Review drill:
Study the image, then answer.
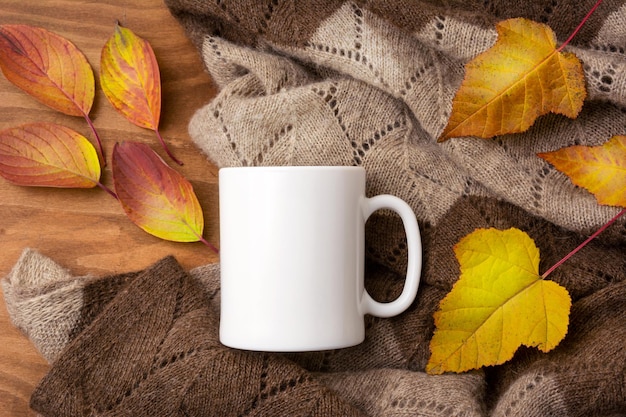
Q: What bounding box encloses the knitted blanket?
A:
[3,0,626,415]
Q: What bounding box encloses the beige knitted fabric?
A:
[1,250,94,363]
[161,0,626,278]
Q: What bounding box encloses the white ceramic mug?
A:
[219,166,422,351]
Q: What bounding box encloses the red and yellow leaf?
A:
[0,25,94,117]
[100,24,161,130]
[439,18,586,141]
[111,142,203,242]
[0,122,100,188]
[538,135,626,208]
[426,228,571,375]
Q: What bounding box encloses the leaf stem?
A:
[542,207,625,278]
[199,235,220,254]
[557,0,603,52]
[183,219,219,254]
[155,128,184,166]
[97,181,118,199]
[84,114,107,166]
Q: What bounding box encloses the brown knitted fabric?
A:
[24,257,365,416]
[2,0,626,415]
[2,197,624,416]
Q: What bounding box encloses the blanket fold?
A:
[2,0,626,415]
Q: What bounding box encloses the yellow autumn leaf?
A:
[100,23,160,131]
[439,18,586,141]
[100,23,182,165]
[538,135,626,208]
[426,228,571,375]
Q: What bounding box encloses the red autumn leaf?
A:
[101,24,181,165]
[0,122,100,188]
[0,25,94,117]
[111,142,203,242]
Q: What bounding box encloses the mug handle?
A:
[360,195,422,318]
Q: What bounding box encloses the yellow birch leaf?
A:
[439,18,586,141]
[426,228,571,375]
[538,135,626,208]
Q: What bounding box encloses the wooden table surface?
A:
[0,1,219,415]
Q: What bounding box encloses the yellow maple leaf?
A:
[439,18,586,141]
[426,228,571,375]
[538,135,626,208]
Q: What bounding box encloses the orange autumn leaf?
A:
[439,18,586,141]
[0,25,94,117]
[0,122,100,188]
[538,135,626,208]
[112,142,203,242]
[426,228,571,375]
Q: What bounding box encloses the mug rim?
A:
[219,165,364,172]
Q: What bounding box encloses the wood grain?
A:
[0,1,219,415]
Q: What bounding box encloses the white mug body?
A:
[219,166,421,352]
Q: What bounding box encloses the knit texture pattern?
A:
[2,0,626,415]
